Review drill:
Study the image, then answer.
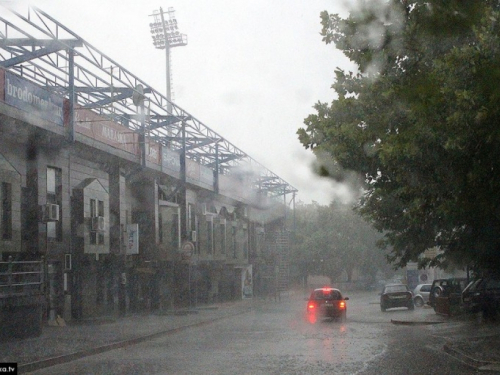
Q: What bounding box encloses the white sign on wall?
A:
[126,224,139,254]
[242,265,253,299]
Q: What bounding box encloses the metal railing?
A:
[0,256,45,298]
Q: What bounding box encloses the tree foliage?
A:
[297,1,500,271]
[289,202,390,285]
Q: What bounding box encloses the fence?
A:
[0,256,45,299]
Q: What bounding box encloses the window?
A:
[206,215,213,254]
[90,199,97,217]
[385,285,408,293]
[313,289,341,300]
[242,227,248,259]
[97,232,104,245]
[219,221,226,254]
[188,203,196,231]
[171,211,179,250]
[159,205,179,250]
[231,225,237,259]
[421,285,432,293]
[158,185,168,201]
[47,167,62,241]
[90,198,104,245]
[1,182,12,240]
[47,167,56,195]
[98,200,104,217]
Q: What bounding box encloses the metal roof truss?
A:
[0,6,297,201]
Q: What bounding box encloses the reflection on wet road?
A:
[30,291,473,375]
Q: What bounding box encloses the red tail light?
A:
[308,303,315,310]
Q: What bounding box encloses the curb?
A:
[394,320,500,372]
[157,309,200,316]
[443,343,500,372]
[18,306,251,373]
[390,319,445,326]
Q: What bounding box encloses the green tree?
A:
[290,201,388,286]
[297,1,500,272]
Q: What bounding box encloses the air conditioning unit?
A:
[45,203,60,222]
[91,216,105,232]
[191,230,197,242]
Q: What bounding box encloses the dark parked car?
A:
[428,277,469,308]
[306,287,349,321]
[462,277,500,318]
[380,284,414,312]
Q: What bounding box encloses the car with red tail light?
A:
[306,287,349,322]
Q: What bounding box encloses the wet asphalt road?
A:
[27,291,479,375]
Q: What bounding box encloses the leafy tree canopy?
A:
[290,202,390,285]
[297,1,500,272]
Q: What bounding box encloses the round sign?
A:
[181,241,195,258]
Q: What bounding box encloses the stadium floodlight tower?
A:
[149,7,187,112]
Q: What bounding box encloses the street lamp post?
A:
[149,7,187,113]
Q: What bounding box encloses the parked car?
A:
[306,287,349,321]
[413,284,432,307]
[462,276,500,318]
[428,277,469,308]
[380,284,414,312]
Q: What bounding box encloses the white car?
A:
[413,284,432,307]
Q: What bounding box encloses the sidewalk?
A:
[444,333,500,372]
[442,314,500,373]
[0,300,257,373]
[391,307,500,373]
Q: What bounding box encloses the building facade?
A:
[0,10,296,322]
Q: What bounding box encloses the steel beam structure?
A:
[0,6,297,201]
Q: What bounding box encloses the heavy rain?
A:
[1,1,500,374]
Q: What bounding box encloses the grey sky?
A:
[4,0,356,205]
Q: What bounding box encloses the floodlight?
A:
[148,7,188,109]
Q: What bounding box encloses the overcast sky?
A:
[3,0,357,205]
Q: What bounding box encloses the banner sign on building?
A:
[4,71,64,126]
[73,104,139,156]
[186,158,200,181]
[161,147,181,177]
[199,164,214,188]
[126,224,139,254]
[146,138,161,165]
